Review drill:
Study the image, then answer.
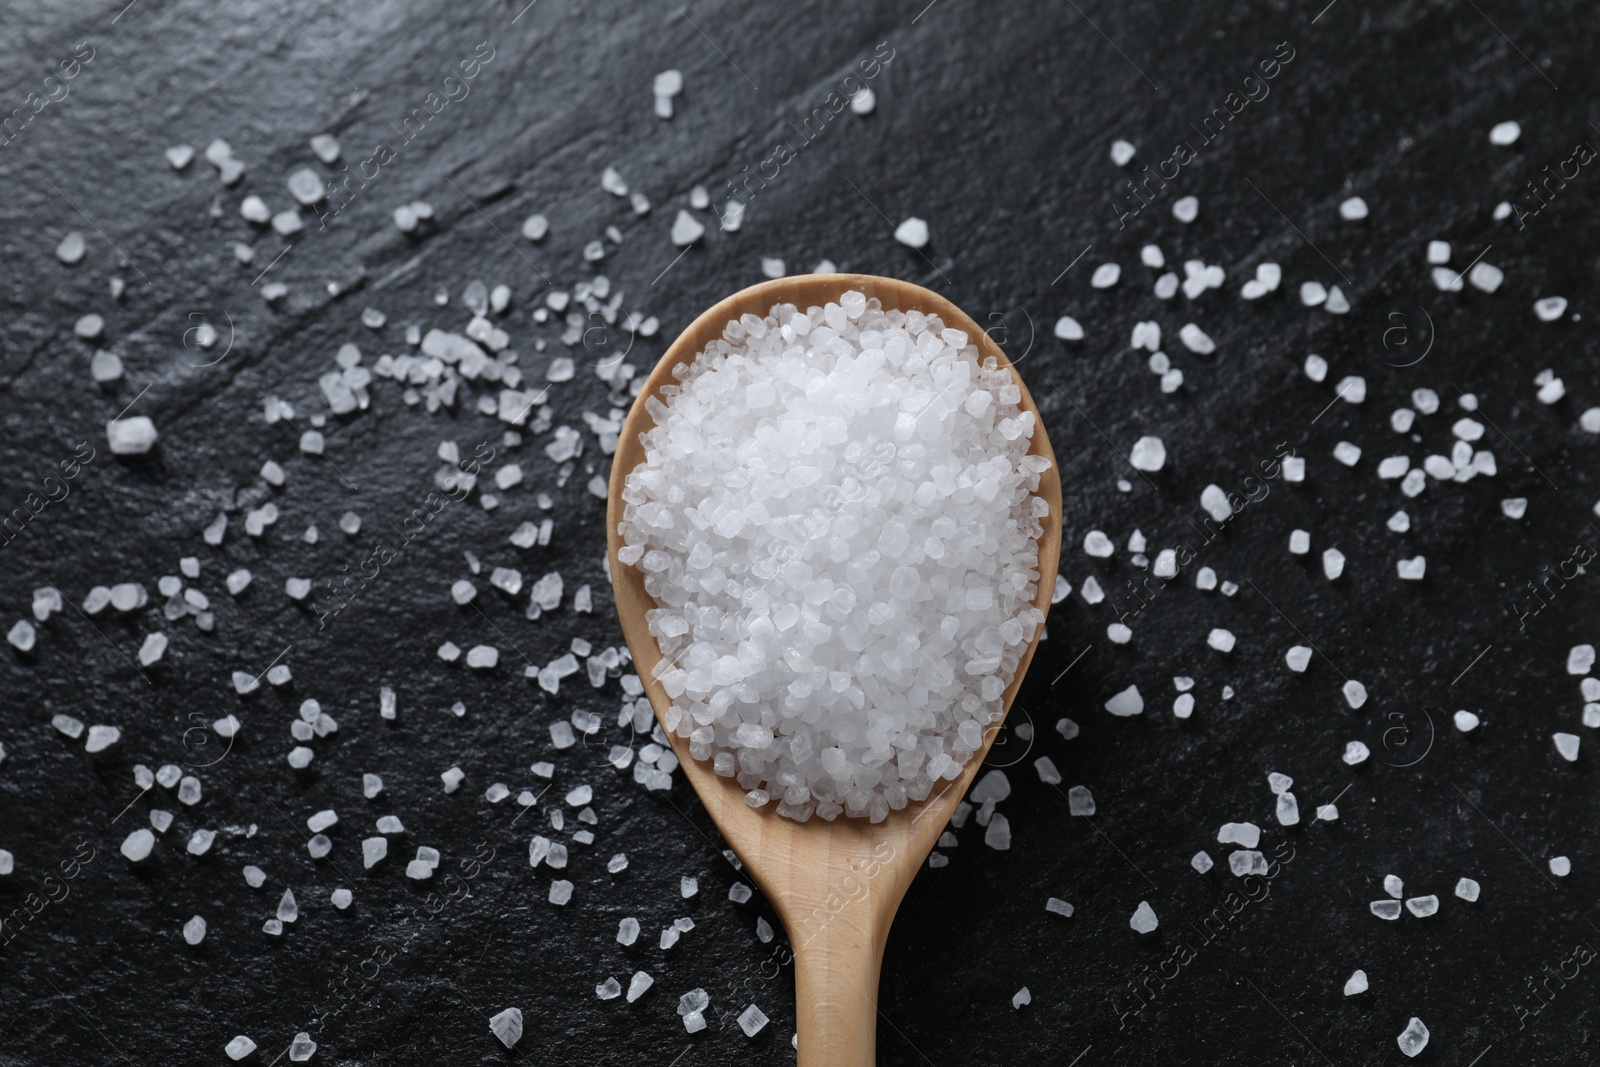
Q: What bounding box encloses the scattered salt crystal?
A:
[1192,851,1214,873]
[1129,901,1158,933]
[1110,139,1135,165]
[121,829,155,862]
[739,1003,770,1035]
[1342,680,1368,709]
[1067,785,1096,816]
[1129,436,1166,471]
[8,620,37,653]
[1398,1017,1429,1058]
[1455,877,1480,902]
[1046,897,1075,917]
[1568,644,1596,675]
[490,1007,523,1048]
[1105,686,1143,717]
[1229,850,1267,876]
[90,349,124,382]
[893,217,929,249]
[1034,756,1062,785]
[1469,262,1503,292]
[1178,323,1214,354]
[1091,263,1120,288]
[549,879,574,904]
[1207,628,1236,653]
[1378,456,1410,479]
[1489,120,1521,145]
[1172,196,1198,223]
[1343,741,1370,765]
[106,416,158,455]
[1534,296,1568,322]
[1550,855,1572,876]
[85,725,121,753]
[1406,895,1439,917]
[1454,710,1480,732]
[225,1036,257,1061]
[1339,196,1368,221]
[1370,899,1402,920]
[1323,549,1346,581]
[1553,733,1580,761]
[1344,970,1368,995]
[671,210,705,246]
[1304,354,1328,382]
[597,977,623,1000]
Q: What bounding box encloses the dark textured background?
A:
[2,1,1598,1064]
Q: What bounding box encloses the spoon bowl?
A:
[606,274,1061,1065]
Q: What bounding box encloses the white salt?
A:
[1398,1018,1429,1058]
[1129,436,1165,471]
[489,1008,523,1048]
[893,217,929,248]
[1406,895,1439,917]
[617,291,1048,821]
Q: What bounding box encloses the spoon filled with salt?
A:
[607,274,1061,1063]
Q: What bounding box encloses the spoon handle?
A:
[792,903,885,1066]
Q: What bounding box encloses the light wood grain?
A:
[606,274,1061,1065]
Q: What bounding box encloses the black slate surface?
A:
[2,1,1598,1064]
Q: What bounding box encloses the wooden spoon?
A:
[606,274,1061,1064]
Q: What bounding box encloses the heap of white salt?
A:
[618,291,1049,822]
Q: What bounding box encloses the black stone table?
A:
[1,1,1597,1064]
